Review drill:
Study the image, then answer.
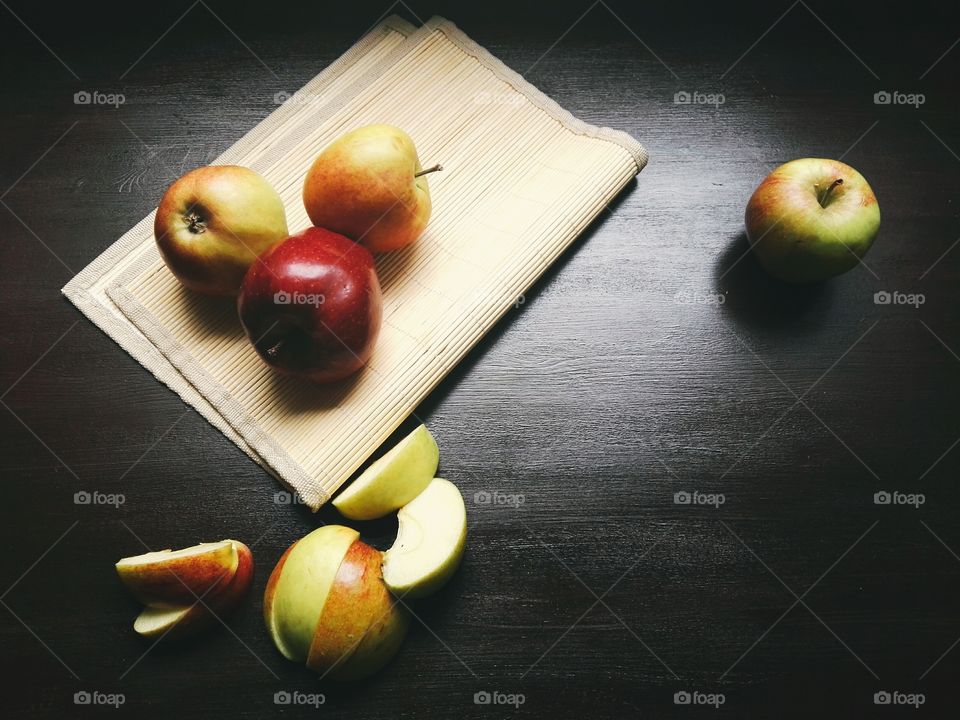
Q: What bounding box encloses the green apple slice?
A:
[266,525,358,662]
[333,425,439,521]
[382,478,466,599]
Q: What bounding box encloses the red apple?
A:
[155,165,289,295]
[238,227,383,383]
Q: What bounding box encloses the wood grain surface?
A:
[1,1,958,717]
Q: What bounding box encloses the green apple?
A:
[263,525,409,680]
[302,124,441,253]
[745,158,880,283]
[332,424,439,521]
[155,165,289,295]
[383,478,467,599]
[124,540,254,640]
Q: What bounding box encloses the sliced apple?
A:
[306,539,409,680]
[264,525,358,662]
[382,478,467,599]
[333,424,439,521]
[131,540,253,640]
[116,540,238,608]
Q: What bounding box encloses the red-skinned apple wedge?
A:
[121,540,254,641]
[115,539,238,608]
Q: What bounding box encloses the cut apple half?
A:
[116,540,238,608]
[333,424,439,521]
[383,478,467,599]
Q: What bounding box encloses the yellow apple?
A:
[383,479,467,599]
[332,424,439,521]
[155,165,289,295]
[302,124,440,253]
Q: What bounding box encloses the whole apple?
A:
[155,165,289,295]
[745,158,880,283]
[303,124,440,253]
[238,227,383,383]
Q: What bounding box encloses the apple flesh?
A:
[155,165,288,295]
[116,539,238,608]
[745,158,880,283]
[238,227,383,383]
[303,124,440,253]
[119,540,253,641]
[333,424,439,521]
[383,478,467,599]
[263,526,409,680]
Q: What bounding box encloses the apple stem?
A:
[414,164,443,178]
[818,178,844,207]
[265,340,283,359]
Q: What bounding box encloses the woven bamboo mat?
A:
[102,16,647,510]
[62,16,417,469]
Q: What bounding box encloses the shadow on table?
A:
[714,232,835,331]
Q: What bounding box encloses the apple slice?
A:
[333,424,439,521]
[382,478,467,599]
[116,540,238,608]
[132,540,253,640]
[306,539,409,680]
[264,525,358,662]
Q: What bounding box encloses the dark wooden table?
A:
[2,1,958,716]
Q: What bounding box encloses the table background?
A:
[1,0,958,716]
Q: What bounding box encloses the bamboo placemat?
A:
[61,16,417,468]
[109,16,648,510]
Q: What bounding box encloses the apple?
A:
[745,158,880,283]
[155,165,289,296]
[115,539,238,608]
[117,540,254,641]
[264,526,409,680]
[333,424,439,521]
[238,227,383,383]
[302,124,441,253]
[383,478,467,599]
